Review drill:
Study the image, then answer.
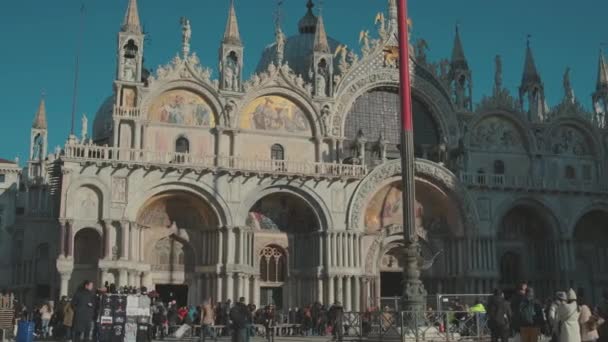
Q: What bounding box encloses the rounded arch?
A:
[347,159,479,234]
[568,202,608,237]
[334,69,458,148]
[74,228,102,265]
[64,178,111,219]
[546,117,603,157]
[124,176,232,227]
[136,190,219,230]
[238,182,332,231]
[492,197,561,237]
[237,89,320,137]
[466,110,534,153]
[140,80,223,127]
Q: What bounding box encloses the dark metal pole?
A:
[396,0,427,312]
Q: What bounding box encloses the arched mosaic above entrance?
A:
[246,192,318,233]
[136,191,218,229]
[148,89,216,127]
[240,96,311,135]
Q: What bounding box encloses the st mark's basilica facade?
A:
[3,0,608,310]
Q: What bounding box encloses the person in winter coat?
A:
[62,297,74,341]
[579,294,602,342]
[548,292,567,342]
[518,287,545,342]
[40,303,53,338]
[229,297,250,342]
[486,289,512,342]
[201,299,216,339]
[510,282,528,335]
[71,281,95,342]
[557,289,581,342]
[329,302,344,342]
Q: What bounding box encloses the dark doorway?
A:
[155,284,188,307]
[381,272,403,297]
[260,287,283,309]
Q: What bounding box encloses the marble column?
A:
[331,234,337,267]
[328,276,335,305]
[215,275,223,303]
[58,220,66,258]
[253,276,260,307]
[226,273,234,301]
[121,221,130,260]
[59,272,71,297]
[336,276,343,305]
[113,120,119,147]
[103,221,113,260]
[344,276,352,311]
[134,123,142,149]
[317,278,324,303]
[119,269,128,287]
[138,227,144,262]
[354,277,361,312]
[244,275,251,303]
[66,221,74,258]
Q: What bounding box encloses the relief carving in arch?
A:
[469,116,526,152]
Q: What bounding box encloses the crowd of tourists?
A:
[486,283,608,342]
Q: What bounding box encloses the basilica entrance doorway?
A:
[156,284,188,307]
[260,287,283,308]
[71,228,102,293]
[258,245,287,309]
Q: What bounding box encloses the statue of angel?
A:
[374,12,386,39]
[359,30,371,53]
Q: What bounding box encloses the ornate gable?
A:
[147,53,218,90]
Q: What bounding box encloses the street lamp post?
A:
[396,0,427,312]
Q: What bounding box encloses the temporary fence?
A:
[434,294,492,312]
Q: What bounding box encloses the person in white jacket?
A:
[548,292,567,342]
[557,289,581,342]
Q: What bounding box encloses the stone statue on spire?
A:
[494,55,503,92]
[275,24,286,66]
[563,67,575,103]
[181,17,192,56]
[81,113,88,141]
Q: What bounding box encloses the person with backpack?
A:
[519,287,545,342]
[229,297,249,342]
[487,289,512,342]
[557,289,581,342]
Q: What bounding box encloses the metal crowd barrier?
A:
[166,311,489,341]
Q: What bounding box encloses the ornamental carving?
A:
[348,159,479,235]
[243,63,313,97]
[550,126,590,156]
[147,53,218,90]
[469,117,525,152]
[476,88,520,114]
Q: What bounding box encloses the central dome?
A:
[255,1,344,81]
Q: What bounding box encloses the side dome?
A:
[92,95,115,142]
[255,1,345,81]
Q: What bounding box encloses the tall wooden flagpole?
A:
[397,0,427,311]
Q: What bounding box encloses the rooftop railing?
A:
[459,172,608,194]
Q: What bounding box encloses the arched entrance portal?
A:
[573,210,608,303]
[247,192,321,309]
[497,205,556,297]
[71,228,102,293]
[138,190,219,305]
[364,177,465,306]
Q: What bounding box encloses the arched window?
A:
[176,137,190,154]
[260,246,286,283]
[123,40,138,59]
[271,144,284,160]
[494,160,505,175]
[565,165,576,179]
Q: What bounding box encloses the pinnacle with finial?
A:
[522,35,542,87]
[313,14,330,53]
[597,49,608,90]
[33,93,48,130]
[121,0,142,34]
[451,24,468,70]
[223,0,242,45]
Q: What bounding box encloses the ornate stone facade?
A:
[4,0,608,309]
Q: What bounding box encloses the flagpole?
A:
[397,0,427,311]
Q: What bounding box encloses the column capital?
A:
[102,219,114,227]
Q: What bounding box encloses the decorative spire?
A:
[388,0,398,24]
[597,49,608,91]
[521,36,542,87]
[33,93,47,130]
[313,14,330,53]
[223,0,242,45]
[450,25,468,70]
[298,0,317,34]
[121,0,142,34]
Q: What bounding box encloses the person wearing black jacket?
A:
[229,297,250,342]
[71,281,95,342]
[487,289,512,342]
[328,302,344,342]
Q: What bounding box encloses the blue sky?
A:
[0,0,605,162]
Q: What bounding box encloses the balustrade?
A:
[459,172,607,194]
[64,143,367,179]
[113,106,141,119]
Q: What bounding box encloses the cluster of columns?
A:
[325,231,362,269]
[197,273,260,305]
[325,275,363,312]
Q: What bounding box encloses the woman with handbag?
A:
[580,294,604,342]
